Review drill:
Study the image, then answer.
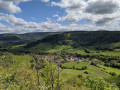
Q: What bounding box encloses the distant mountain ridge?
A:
[25,31,120,50]
[1,31,120,51]
[0,32,60,48]
[0,32,60,41]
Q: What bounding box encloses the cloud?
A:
[0,13,67,33]
[52,0,120,26]
[0,13,120,34]
[40,0,49,3]
[51,0,87,22]
[51,0,86,10]
[95,17,115,25]
[53,14,59,17]
[85,0,120,14]
[0,0,30,13]
[0,1,21,13]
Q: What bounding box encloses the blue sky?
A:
[16,1,61,22]
[0,0,120,33]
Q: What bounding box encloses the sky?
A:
[0,0,120,33]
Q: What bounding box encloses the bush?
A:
[77,74,83,78]
[59,64,62,67]
[84,77,119,90]
[0,52,15,68]
[76,68,81,70]
[84,49,90,53]
[84,71,89,74]
[30,64,34,69]
[30,59,34,63]
[118,75,120,78]
[73,66,75,69]
[104,63,110,67]
[109,72,116,76]
[82,66,87,70]
[91,62,97,66]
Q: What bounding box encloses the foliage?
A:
[109,72,116,76]
[84,77,119,90]
[0,52,15,68]
[0,52,119,89]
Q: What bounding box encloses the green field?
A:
[12,54,32,67]
[61,61,111,79]
[25,43,120,58]
[98,65,120,75]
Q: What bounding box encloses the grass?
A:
[12,44,26,48]
[61,61,111,79]
[29,42,53,53]
[28,43,120,57]
[99,51,120,56]
[62,61,89,69]
[47,45,72,53]
[9,42,120,58]
[114,49,120,52]
[65,48,86,54]
[11,53,112,79]
[7,43,120,79]
[0,53,119,89]
[12,54,32,67]
[98,65,120,75]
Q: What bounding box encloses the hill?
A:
[0,32,59,48]
[25,31,120,50]
[4,31,120,56]
[1,31,120,89]
[18,32,60,41]
[0,34,27,48]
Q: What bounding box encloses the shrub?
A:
[84,49,90,53]
[30,64,34,69]
[77,74,83,78]
[91,62,97,66]
[109,72,116,76]
[84,77,119,90]
[59,64,62,67]
[84,71,89,74]
[104,63,110,67]
[73,66,75,69]
[82,66,87,70]
[118,75,120,78]
[30,59,34,63]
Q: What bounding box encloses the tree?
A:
[118,75,120,78]
[73,66,75,69]
[109,72,116,76]
[0,52,15,68]
[82,66,87,70]
[32,54,45,87]
[43,59,63,90]
[84,77,119,90]
[84,49,90,53]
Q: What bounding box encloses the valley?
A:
[0,31,120,90]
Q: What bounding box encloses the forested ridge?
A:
[26,31,120,50]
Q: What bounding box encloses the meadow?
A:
[0,52,119,90]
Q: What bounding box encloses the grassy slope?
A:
[12,54,32,67]
[100,51,120,56]
[26,43,120,57]
[98,65,120,75]
[1,53,119,89]
[29,43,53,53]
[1,53,112,79]
[61,61,111,79]
[10,54,112,80]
